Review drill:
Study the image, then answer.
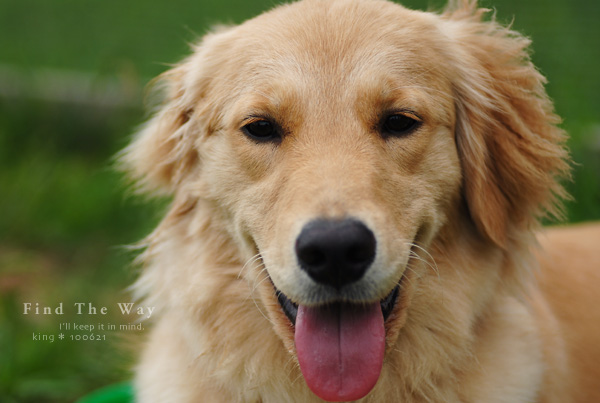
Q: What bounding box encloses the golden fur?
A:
[120,0,600,401]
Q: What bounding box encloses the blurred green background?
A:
[0,0,598,401]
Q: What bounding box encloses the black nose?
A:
[295,219,377,289]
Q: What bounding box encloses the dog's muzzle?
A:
[272,218,400,402]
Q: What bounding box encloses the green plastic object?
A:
[76,382,134,403]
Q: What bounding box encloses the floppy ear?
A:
[441,1,570,247]
[119,62,198,195]
[119,27,232,195]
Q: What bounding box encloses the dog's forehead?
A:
[220,0,453,117]
[237,0,443,75]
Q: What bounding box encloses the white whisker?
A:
[249,293,276,327]
[242,266,268,302]
[250,269,271,295]
[237,253,263,279]
[406,242,440,278]
[408,251,439,279]
[401,263,418,288]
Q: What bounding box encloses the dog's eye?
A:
[382,114,420,136]
[242,119,280,142]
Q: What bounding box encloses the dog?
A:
[120,0,600,401]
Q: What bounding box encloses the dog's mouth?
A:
[274,283,401,402]
[275,285,399,326]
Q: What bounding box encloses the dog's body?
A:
[122,0,600,401]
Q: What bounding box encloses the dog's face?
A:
[213,7,461,307]
[206,10,463,397]
[123,0,568,400]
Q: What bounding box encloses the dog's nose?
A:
[295,219,376,289]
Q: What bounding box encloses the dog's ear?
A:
[441,1,570,247]
[119,28,232,195]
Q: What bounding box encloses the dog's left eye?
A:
[381,114,421,137]
[242,119,281,142]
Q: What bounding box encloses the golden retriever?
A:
[120,0,600,401]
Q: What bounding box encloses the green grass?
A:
[0,99,162,402]
[0,0,598,402]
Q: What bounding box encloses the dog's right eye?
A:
[381,113,421,137]
[242,119,281,142]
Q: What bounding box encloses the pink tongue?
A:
[295,302,385,402]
